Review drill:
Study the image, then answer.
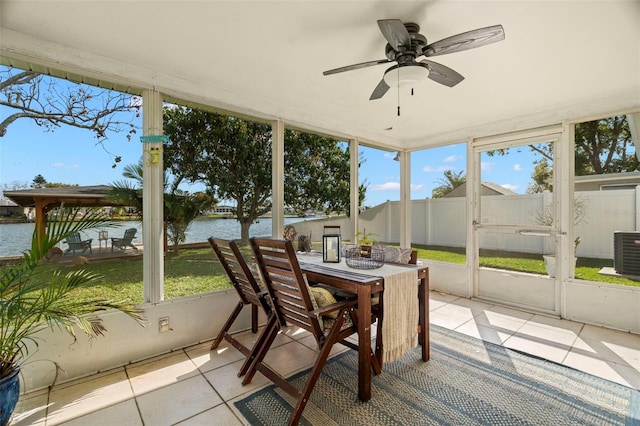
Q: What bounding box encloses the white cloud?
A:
[443,155,459,163]
[501,183,518,191]
[481,161,494,172]
[411,184,424,191]
[423,165,451,173]
[53,162,80,169]
[513,163,522,171]
[371,182,400,191]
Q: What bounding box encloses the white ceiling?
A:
[1,1,639,151]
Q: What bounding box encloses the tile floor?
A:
[11,291,640,426]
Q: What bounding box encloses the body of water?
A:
[0,217,302,257]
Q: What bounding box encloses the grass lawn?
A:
[36,247,239,305]
[33,243,640,307]
[411,244,640,288]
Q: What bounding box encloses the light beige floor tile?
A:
[185,342,247,373]
[564,348,640,390]
[203,360,272,401]
[525,314,584,334]
[503,333,570,364]
[454,321,513,345]
[45,370,133,425]
[448,298,495,316]
[431,303,478,323]
[428,292,459,310]
[579,324,640,350]
[514,323,579,347]
[56,399,142,426]
[126,351,199,396]
[137,375,222,426]
[10,391,48,426]
[175,403,244,425]
[280,325,313,341]
[576,324,640,370]
[473,306,533,332]
[429,309,473,329]
[571,336,640,370]
[259,340,317,376]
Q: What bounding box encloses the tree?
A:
[32,174,47,188]
[30,174,78,189]
[0,67,140,168]
[108,160,215,252]
[431,170,466,198]
[284,131,365,216]
[574,115,636,175]
[527,158,553,193]
[490,116,636,193]
[163,107,362,245]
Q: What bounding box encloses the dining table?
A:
[296,252,429,402]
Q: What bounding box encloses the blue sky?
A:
[0,79,536,207]
[359,143,536,206]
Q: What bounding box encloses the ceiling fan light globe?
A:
[383,65,429,88]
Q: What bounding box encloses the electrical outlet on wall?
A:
[159,317,170,333]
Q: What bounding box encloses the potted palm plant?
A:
[0,208,145,426]
[354,229,378,257]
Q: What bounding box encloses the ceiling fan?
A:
[323,19,505,100]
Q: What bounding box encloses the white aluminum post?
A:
[467,139,478,298]
[399,151,411,248]
[142,89,164,304]
[272,120,285,239]
[350,139,359,243]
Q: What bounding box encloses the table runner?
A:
[297,253,418,362]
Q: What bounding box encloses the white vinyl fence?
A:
[296,187,640,260]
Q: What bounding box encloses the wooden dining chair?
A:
[207,237,272,357]
[242,237,380,426]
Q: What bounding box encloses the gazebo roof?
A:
[3,185,114,209]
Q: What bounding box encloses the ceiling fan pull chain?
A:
[397,67,401,116]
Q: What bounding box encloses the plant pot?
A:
[0,368,20,426]
[359,245,372,258]
[543,255,577,278]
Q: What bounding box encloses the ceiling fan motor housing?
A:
[385,23,428,63]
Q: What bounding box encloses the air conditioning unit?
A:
[613,231,640,275]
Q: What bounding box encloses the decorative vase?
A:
[0,368,20,426]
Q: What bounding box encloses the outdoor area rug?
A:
[234,324,640,425]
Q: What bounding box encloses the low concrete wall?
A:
[20,290,266,393]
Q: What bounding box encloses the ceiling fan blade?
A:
[420,60,464,87]
[423,25,505,57]
[369,78,390,100]
[377,19,411,51]
[323,59,391,76]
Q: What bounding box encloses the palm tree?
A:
[108,160,215,253]
[431,170,466,198]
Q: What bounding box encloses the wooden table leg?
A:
[357,283,372,402]
[418,269,430,361]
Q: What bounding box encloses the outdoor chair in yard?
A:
[111,228,138,252]
[207,237,272,357]
[63,232,92,255]
[243,237,381,426]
